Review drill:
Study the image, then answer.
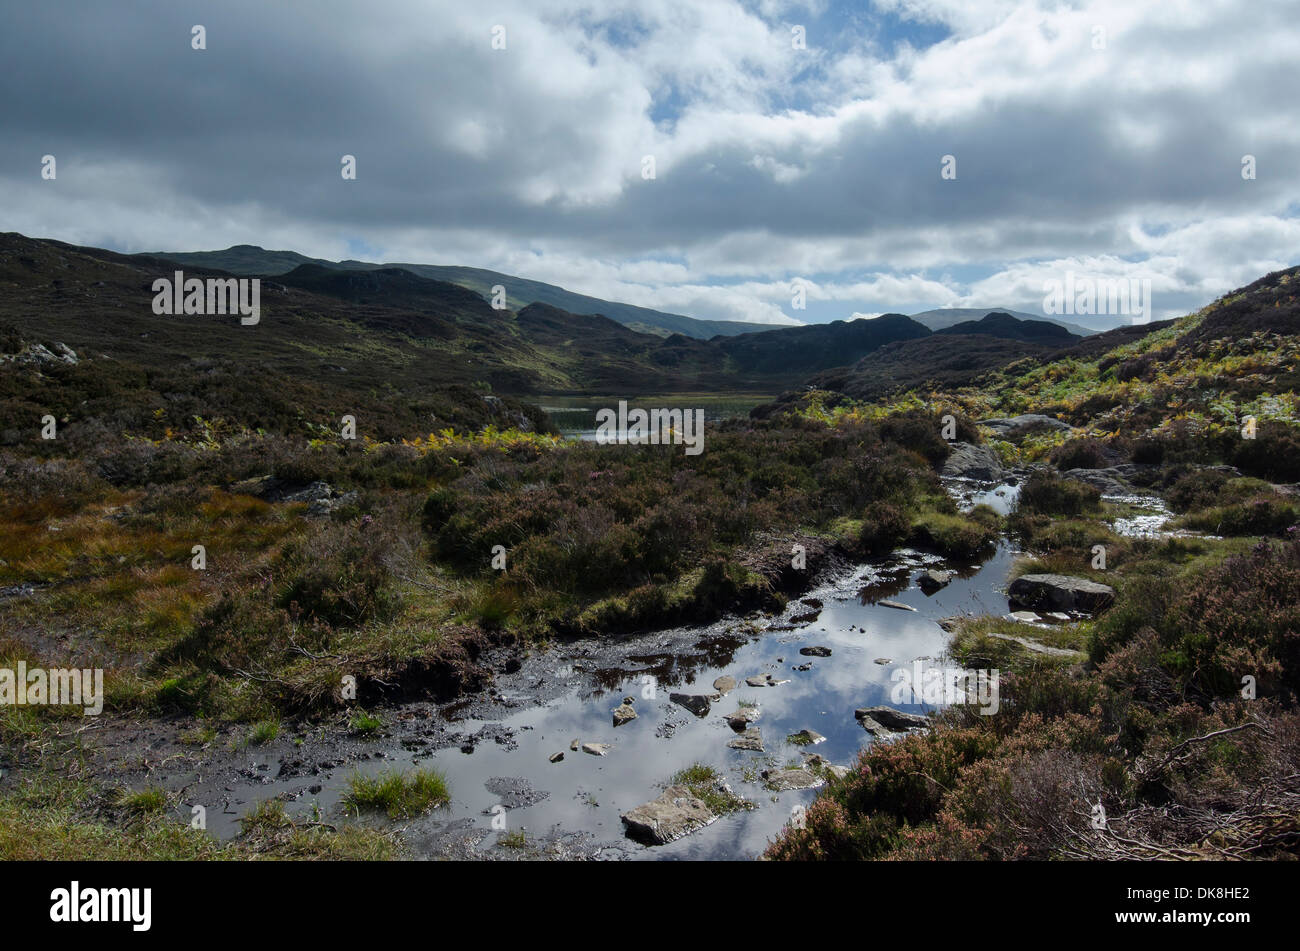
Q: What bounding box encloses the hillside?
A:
[0,233,943,447]
[142,246,774,340]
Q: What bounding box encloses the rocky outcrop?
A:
[1009,574,1115,613]
[978,414,1071,437]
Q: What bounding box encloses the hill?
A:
[911,306,1096,336]
[142,246,775,340]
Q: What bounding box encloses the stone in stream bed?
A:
[799,645,832,657]
[873,657,892,665]
[621,785,718,845]
[793,662,813,671]
[788,728,826,746]
[723,707,761,729]
[612,701,638,726]
[877,599,917,612]
[670,693,712,717]
[745,673,790,687]
[582,742,612,756]
[1007,610,1043,623]
[761,767,826,791]
[549,751,565,763]
[917,569,953,594]
[790,606,822,624]
[712,675,737,695]
[727,727,764,752]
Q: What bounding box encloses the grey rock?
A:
[878,599,916,612]
[670,693,711,717]
[855,706,930,731]
[712,675,737,696]
[799,645,832,657]
[979,414,1072,437]
[918,569,953,594]
[581,742,612,756]
[941,442,1007,482]
[612,701,637,726]
[789,728,826,746]
[1009,573,1115,614]
[726,728,764,751]
[621,785,717,845]
[761,767,826,791]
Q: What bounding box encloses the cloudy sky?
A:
[2,0,1297,328]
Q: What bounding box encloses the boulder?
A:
[1008,574,1115,614]
[978,414,1072,437]
[855,706,930,731]
[941,442,1007,482]
[917,569,953,594]
[621,785,717,845]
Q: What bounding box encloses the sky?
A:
[2,0,1297,330]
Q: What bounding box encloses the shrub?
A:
[1017,472,1101,516]
[1050,437,1111,470]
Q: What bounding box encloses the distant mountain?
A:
[935,311,1080,345]
[142,246,774,340]
[911,307,1097,337]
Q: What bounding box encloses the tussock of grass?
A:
[342,768,450,818]
[670,763,750,816]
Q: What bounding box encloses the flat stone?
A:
[621,785,717,845]
[987,632,1086,658]
[712,675,737,695]
[874,657,892,665]
[789,729,826,746]
[745,673,789,687]
[726,728,764,751]
[799,645,832,657]
[549,752,564,763]
[878,599,916,612]
[670,693,711,717]
[855,706,930,731]
[582,742,612,756]
[761,767,826,791]
[1008,610,1041,623]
